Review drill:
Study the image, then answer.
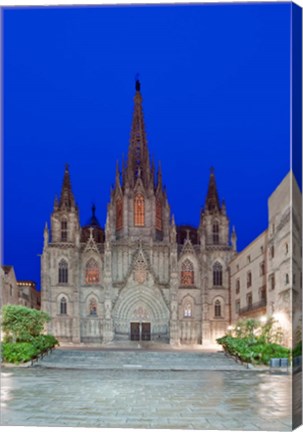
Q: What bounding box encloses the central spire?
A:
[125,79,151,188]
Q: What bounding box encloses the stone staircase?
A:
[35,347,246,371]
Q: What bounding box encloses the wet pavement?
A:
[1,348,293,430]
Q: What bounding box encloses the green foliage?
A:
[217,335,290,365]
[1,305,50,342]
[292,340,302,359]
[1,335,59,364]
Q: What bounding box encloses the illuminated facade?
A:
[41,81,298,346]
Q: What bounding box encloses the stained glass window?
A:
[214,300,221,317]
[134,194,145,226]
[89,298,97,316]
[181,259,194,286]
[85,258,100,284]
[213,222,219,244]
[60,296,67,314]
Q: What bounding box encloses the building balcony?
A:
[239,298,267,316]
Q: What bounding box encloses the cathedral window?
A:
[116,197,123,231]
[260,262,265,276]
[60,296,67,315]
[247,293,253,309]
[214,300,222,317]
[61,221,68,242]
[212,222,219,244]
[183,302,192,318]
[85,258,100,284]
[181,259,194,286]
[213,262,222,286]
[285,273,289,285]
[270,273,275,290]
[58,259,68,284]
[134,194,145,226]
[156,199,162,231]
[89,298,97,316]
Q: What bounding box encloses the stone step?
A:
[35,348,246,371]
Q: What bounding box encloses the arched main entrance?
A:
[112,285,170,341]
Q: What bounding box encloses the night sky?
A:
[3,3,292,289]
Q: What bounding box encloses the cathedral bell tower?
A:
[107,79,170,242]
[199,167,230,247]
[50,164,80,244]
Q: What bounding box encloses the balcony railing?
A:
[239,298,267,315]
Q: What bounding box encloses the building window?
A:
[236,279,240,294]
[260,286,266,302]
[89,298,97,316]
[285,273,289,285]
[85,258,100,284]
[212,222,219,244]
[156,199,162,231]
[213,262,223,286]
[214,300,222,317]
[235,300,240,314]
[116,197,123,231]
[60,297,67,315]
[247,255,251,263]
[247,293,252,308]
[270,245,275,259]
[58,259,68,284]
[134,194,145,226]
[184,303,192,318]
[181,259,194,286]
[260,262,265,276]
[61,221,68,242]
[270,273,275,290]
[247,271,252,288]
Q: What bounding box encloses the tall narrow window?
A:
[89,298,97,316]
[181,259,194,286]
[260,262,265,276]
[60,297,67,315]
[247,293,253,308]
[58,259,68,284]
[184,303,192,318]
[61,221,68,242]
[156,199,162,231]
[85,258,100,284]
[285,273,289,285]
[247,271,252,288]
[116,197,123,231]
[270,273,275,290]
[214,300,222,317]
[236,279,240,294]
[134,194,145,226]
[213,262,223,286]
[213,222,219,244]
[235,300,240,314]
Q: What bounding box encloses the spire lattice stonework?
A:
[59,164,76,210]
[205,167,220,213]
[125,80,151,188]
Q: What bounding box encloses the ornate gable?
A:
[83,227,100,254]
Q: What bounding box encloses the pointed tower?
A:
[199,168,230,247]
[50,164,80,243]
[107,80,171,242]
[125,79,151,189]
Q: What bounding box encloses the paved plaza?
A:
[1,346,293,430]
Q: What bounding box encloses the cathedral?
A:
[41,80,237,345]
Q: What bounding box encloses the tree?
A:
[1,305,50,342]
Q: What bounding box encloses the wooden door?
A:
[141,322,151,341]
[130,322,140,341]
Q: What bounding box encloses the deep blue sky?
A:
[3,3,291,289]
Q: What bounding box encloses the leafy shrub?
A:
[217,335,290,365]
[1,335,59,364]
[2,342,38,364]
[1,305,50,342]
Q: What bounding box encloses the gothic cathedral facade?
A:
[41,81,237,345]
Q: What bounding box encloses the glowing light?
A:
[260,316,267,323]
